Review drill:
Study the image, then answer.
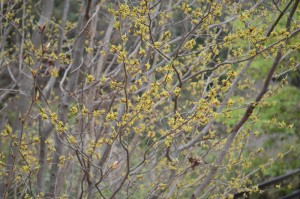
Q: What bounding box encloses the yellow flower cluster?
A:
[0,125,12,137]
[86,74,95,83]
[106,111,117,121]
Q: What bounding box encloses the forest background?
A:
[0,0,300,198]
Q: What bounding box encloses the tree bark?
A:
[47,0,96,197]
[0,0,54,197]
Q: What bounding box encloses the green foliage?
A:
[258,86,300,135]
[248,56,273,79]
